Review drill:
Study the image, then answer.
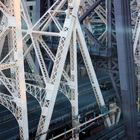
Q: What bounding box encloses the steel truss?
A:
[0,0,28,139]
[0,0,120,139]
[78,0,121,106]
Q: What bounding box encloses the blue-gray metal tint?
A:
[114,0,138,139]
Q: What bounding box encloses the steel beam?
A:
[114,0,138,139]
[79,0,104,23]
[106,0,112,49]
[84,26,102,48]
[106,0,121,104]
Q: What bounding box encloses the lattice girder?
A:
[0,0,29,139]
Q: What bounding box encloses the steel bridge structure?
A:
[0,0,139,140]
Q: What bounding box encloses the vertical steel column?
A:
[70,28,79,140]
[114,0,138,139]
[106,0,112,49]
[107,0,121,104]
